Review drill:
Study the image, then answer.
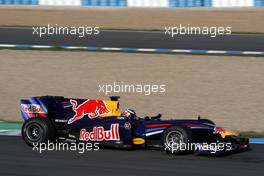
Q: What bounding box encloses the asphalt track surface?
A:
[0,27,264,51]
[0,136,263,176]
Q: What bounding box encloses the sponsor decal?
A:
[213,127,238,138]
[54,119,68,123]
[79,124,120,141]
[68,99,111,124]
[132,138,145,145]
[21,104,45,114]
[124,122,131,130]
[21,104,47,118]
[117,116,126,120]
[214,127,226,134]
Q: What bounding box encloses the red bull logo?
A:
[68,99,111,124]
[214,127,226,134]
[21,104,47,118]
[79,124,120,141]
[21,104,45,114]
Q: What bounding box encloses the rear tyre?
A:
[162,126,193,154]
[22,118,55,146]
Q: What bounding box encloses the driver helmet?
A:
[122,109,137,119]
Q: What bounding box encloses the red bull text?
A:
[21,104,47,118]
[79,124,120,141]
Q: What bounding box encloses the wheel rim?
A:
[26,123,43,142]
[165,130,184,150]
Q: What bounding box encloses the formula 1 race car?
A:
[20,96,249,155]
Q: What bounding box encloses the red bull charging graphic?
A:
[68,99,111,124]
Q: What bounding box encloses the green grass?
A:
[0,121,22,130]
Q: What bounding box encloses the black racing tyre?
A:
[162,126,193,154]
[22,118,55,146]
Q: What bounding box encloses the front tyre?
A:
[22,118,55,146]
[162,126,193,154]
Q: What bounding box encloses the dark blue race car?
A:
[20,96,249,155]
